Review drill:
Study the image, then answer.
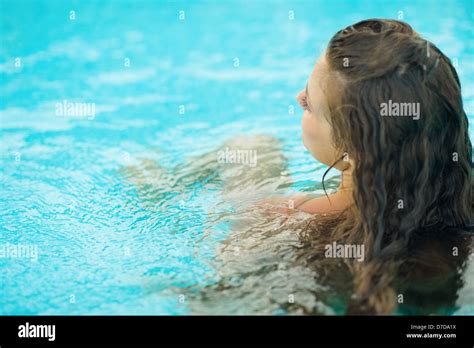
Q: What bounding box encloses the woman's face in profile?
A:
[297,54,345,169]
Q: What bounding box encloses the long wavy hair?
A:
[301,19,472,314]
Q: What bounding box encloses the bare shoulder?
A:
[296,192,352,214]
[256,192,351,214]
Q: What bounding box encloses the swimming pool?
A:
[1,0,473,315]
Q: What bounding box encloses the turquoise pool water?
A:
[1,0,473,315]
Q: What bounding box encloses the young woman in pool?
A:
[272,19,472,314]
[123,19,471,315]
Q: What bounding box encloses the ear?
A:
[335,151,354,171]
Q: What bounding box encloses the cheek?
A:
[301,111,316,146]
[301,112,335,165]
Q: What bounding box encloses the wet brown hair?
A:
[302,19,472,314]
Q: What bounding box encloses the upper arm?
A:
[296,193,351,214]
[258,194,316,209]
[257,192,350,215]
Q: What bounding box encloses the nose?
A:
[296,90,305,102]
[296,90,307,109]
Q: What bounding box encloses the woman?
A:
[123,19,472,315]
[285,19,472,314]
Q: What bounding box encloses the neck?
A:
[338,166,353,192]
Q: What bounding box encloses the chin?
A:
[312,151,333,166]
